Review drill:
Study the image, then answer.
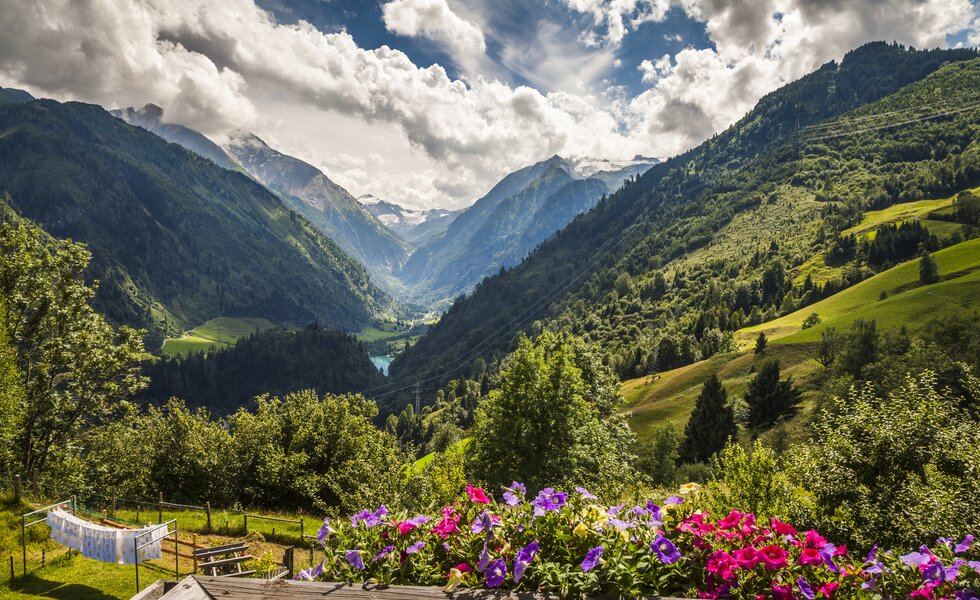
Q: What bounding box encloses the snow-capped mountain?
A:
[360,195,461,245]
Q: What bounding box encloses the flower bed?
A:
[297,483,980,599]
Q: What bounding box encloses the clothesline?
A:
[46,508,168,565]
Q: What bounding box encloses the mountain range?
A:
[360,195,461,245]
[0,91,393,346]
[397,154,658,306]
[387,42,980,401]
[109,102,657,308]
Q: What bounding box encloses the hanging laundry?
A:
[46,508,170,565]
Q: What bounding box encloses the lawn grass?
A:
[0,494,316,600]
[160,317,276,357]
[741,237,980,344]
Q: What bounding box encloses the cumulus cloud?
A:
[382,0,487,74]
[0,0,974,208]
[624,0,976,156]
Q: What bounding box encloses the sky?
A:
[0,0,978,210]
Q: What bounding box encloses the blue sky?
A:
[1,0,977,208]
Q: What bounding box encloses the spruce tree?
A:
[745,360,802,430]
[680,374,737,463]
[919,250,939,284]
[754,332,768,354]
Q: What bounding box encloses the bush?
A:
[792,370,980,550]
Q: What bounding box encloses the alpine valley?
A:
[4,16,980,598]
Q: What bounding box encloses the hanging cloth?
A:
[46,508,169,565]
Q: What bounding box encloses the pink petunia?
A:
[466,484,491,504]
[733,546,762,569]
[804,530,828,549]
[759,545,790,570]
[771,518,797,536]
[798,547,824,566]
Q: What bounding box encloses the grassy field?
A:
[842,194,958,239]
[356,325,407,342]
[160,317,276,357]
[620,344,821,446]
[793,192,971,285]
[742,237,980,344]
[0,495,324,600]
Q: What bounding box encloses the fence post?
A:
[158,492,163,524]
[192,534,198,574]
[299,518,304,543]
[136,505,141,524]
[205,502,212,534]
[285,546,294,579]
[12,474,21,501]
[31,469,39,498]
[242,511,248,535]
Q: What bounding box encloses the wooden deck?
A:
[148,575,684,599]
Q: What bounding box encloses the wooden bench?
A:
[193,542,254,577]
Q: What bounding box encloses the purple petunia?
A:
[514,541,539,583]
[530,488,568,517]
[311,559,324,578]
[820,543,839,573]
[607,517,634,531]
[316,518,331,543]
[502,481,526,506]
[575,486,597,500]
[797,576,816,600]
[351,505,387,528]
[956,535,975,554]
[485,559,507,587]
[345,550,364,570]
[406,541,426,555]
[646,502,664,523]
[581,545,603,571]
[664,496,685,506]
[478,545,492,573]
[372,545,395,562]
[651,535,681,564]
[901,551,932,567]
[471,510,495,534]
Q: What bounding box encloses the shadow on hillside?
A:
[10,574,120,600]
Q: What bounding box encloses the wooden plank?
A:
[193,543,248,558]
[146,575,210,600]
[187,576,686,599]
[199,555,253,569]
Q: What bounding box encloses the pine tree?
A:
[919,249,939,284]
[680,374,737,463]
[754,332,768,354]
[745,360,802,430]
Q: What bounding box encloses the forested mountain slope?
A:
[0,97,392,346]
[112,104,241,172]
[224,132,411,288]
[386,43,980,406]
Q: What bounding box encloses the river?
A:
[370,355,393,375]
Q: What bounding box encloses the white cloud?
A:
[624,0,976,157]
[382,0,486,74]
[0,0,974,210]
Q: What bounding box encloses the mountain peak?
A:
[137,103,164,122]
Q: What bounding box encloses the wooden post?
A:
[12,474,21,501]
[31,469,39,498]
[158,492,163,524]
[299,517,304,542]
[309,542,313,564]
[205,502,212,533]
[136,504,141,524]
[242,511,248,534]
[192,535,198,574]
[284,546,294,579]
